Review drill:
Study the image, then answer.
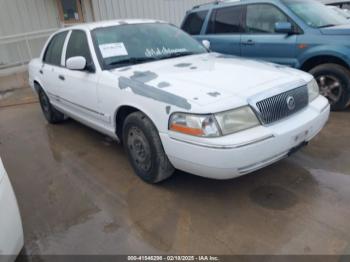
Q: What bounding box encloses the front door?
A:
[57,30,102,124]
[241,4,298,67]
[199,5,243,56]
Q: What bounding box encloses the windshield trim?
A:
[90,23,208,70]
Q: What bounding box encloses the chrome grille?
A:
[256,86,308,124]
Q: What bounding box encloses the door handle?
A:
[58,75,65,81]
[242,40,255,46]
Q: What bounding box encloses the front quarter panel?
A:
[296,34,350,68]
[97,71,195,135]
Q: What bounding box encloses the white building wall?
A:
[91,0,209,26]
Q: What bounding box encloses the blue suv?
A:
[181,0,350,110]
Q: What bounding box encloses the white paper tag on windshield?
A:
[99,43,128,58]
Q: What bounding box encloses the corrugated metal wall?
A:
[0,0,59,37]
[0,0,60,69]
[91,0,210,26]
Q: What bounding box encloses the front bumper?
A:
[0,160,24,260]
[160,96,330,179]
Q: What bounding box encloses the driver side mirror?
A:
[202,40,211,50]
[66,56,87,71]
[275,22,293,34]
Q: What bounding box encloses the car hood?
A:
[320,24,350,35]
[110,53,311,111]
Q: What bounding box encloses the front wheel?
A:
[122,112,175,183]
[309,63,350,111]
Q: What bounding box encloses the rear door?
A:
[200,5,244,56]
[241,3,298,67]
[41,31,68,99]
[57,30,102,123]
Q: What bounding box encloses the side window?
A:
[66,30,92,65]
[43,31,68,66]
[182,10,208,35]
[207,6,243,34]
[246,4,288,33]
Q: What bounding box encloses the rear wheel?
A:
[123,111,174,183]
[309,63,350,110]
[38,87,65,124]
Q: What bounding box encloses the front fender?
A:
[113,101,172,135]
[298,45,350,68]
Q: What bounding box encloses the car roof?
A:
[318,0,350,4]
[191,0,241,11]
[189,0,341,12]
[190,0,285,12]
[57,19,166,32]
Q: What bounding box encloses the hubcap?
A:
[316,75,342,105]
[127,126,152,172]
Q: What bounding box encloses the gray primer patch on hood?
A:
[166,106,171,114]
[118,67,132,72]
[174,63,192,68]
[119,71,191,110]
[208,92,221,97]
[130,71,158,83]
[158,82,171,88]
[216,54,236,59]
[190,67,197,70]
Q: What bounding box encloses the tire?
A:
[309,63,350,111]
[122,111,175,183]
[38,86,65,124]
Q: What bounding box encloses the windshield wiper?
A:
[108,57,156,67]
[158,52,198,60]
[108,52,199,67]
[318,24,336,28]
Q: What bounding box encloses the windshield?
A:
[284,0,348,28]
[91,23,207,69]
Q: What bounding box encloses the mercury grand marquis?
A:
[29,20,330,183]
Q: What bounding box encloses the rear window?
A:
[207,6,243,34]
[182,10,208,35]
[43,31,68,66]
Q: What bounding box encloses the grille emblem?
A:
[286,96,296,110]
[256,86,308,124]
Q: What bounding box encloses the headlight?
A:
[169,106,260,137]
[215,106,260,135]
[169,113,220,137]
[307,79,319,102]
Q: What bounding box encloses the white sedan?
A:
[0,158,23,260]
[29,20,330,183]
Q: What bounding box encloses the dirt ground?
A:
[1,72,350,257]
